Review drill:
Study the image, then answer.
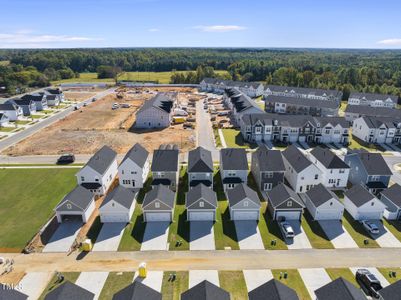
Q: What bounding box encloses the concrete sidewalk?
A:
[189,270,219,288]
[133,271,164,292]
[19,272,53,300]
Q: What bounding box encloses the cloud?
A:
[193,25,246,32]
[377,38,401,46]
[148,28,160,32]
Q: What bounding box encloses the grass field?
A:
[325,268,358,287]
[161,271,189,300]
[219,271,247,300]
[38,272,80,300]
[272,269,311,300]
[99,272,134,300]
[0,168,77,251]
[52,70,229,85]
[378,268,401,284]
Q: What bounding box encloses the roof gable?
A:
[381,184,401,207]
[248,279,299,300]
[142,185,175,209]
[310,147,350,169]
[252,146,285,172]
[113,281,162,300]
[220,148,248,170]
[100,186,136,210]
[121,143,149,167]
[151,149,179,172]
[282,145,312,173]
[83,145,117,175]
[305,184,341,208]
[188,146,213,173]
[267,183,304,209]
[226,183,261,207]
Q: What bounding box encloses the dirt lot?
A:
[4,89,196,155]
[64,92,97,102]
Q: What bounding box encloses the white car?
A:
[279,221,295,238]
[361,220,380,235]
[112,103,119,110]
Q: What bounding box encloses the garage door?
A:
[315,210,342,221]
[60,214,84,223]
[100,213,129,223]
[189,211,214,221]
[233,210,259,221]
[275,210,301,221]
[358,211,382,220]
[145,212,171,222]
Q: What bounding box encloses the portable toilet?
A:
[81,239,93,252]
[138,262,147,278]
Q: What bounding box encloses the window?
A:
[330,202,333,206]
[314,174,319,180]
[264,183,272,190]
[131,171,137,174]
[121,170,124,175]
[155,202,160,208]
[81,176,85,181]
[371,175,380,182]
[244,201,249,207]
[287,201,292,207]
[123,180,131,185]
[199,201,204,207]
[95,178,99,182]
[371,202,374,206]
[66,203,72,209]
[339,169,345,174]
[265,172,273,178]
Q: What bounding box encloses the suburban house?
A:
[380,184,401,220]
[315,277,367,300]
[181,281,230,300]
[219,148,248,191]
[142,184,175,222]
[45,88,65,102]
[266,183,304,221]
[21,93,48,111]
[54,185,95,223]
[0,102,23,121]
[0,113,9,127]
[185,183,217,221]
[251,146,285,192]
[302,183,344,220]
[200,78,264,97]
[43,94,60,107]
[352,116,401,145]
[226,183,261,221]
[11,98,36,116]
[344,184,386,221]
[187,146,214,188]
[118,143,150,189]
[76,145,118,196]
[263,85,343,104]
[44,281,95,300]
[151,148,179,191]
[99,186,137,223]
[282,145,322,193]
[113,281,162,300]
[344,105,401,122]
[0,283,28,299]
[264,95,339,117]
[378,280,401,300]
[135,93,174,128]
[309,146,350,189]
[248,279,299,300]
[344,150,392,195]
[348,92,398,108]
[240,113,349,145]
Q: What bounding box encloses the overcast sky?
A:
[1,0,401,49]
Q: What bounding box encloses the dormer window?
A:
[200,201,204,207]
[155,202,160,208]
[244,201,249,207]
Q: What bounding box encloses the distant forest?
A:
[1,48,401,99]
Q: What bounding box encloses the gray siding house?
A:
[226,183,261,221]
[21,94,48,111]
[186,183,217,221]
[187,146,214,189]
[151,148,179,191]
[380,184,401,220]
[142,184,175,222]
[11,99,36,116]
[220,148,248,191]
[267,183,304,221]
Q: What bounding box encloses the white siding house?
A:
[135,93,174,129]
[118,143,150,189]
[99,186,137,223]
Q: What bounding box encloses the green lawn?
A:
[30,114,43,119]
[38,272,80,300]
[378,268,401,284]
[15,120,31,125]
[221,129,256,149]
[272,269,311,300]
[342,211,380,248]
[213,129,222,148]
[0,168,77,251]
[98,272,134,300]
[259,202,288,250]
[0,127,15,132]
[219,271,247,300]
[348,130,384,152]
[383,219,401,243]
[301,212,333,249]
[325,268,358,287]
[161,271,189,300]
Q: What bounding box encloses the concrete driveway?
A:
[189,270,219,288]
[285,221,312,249]
[299,141,310,149]
[75,272,109,300]
[190,221,215,250]
[92,223,126,252]
[319,220,358,248]
[43,221,82,253]
[299,268,331,299]
[350,267,390,287]
[369,221,401,248]
[243,269,273,292]
[133,271,164,292]
[19,272,53,300]
[234,221,264,250]
[140,222,170,251]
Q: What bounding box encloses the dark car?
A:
[57,154,75,165]
[356,269,383,298]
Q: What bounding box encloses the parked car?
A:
[279,221,295,238]
[91,98,97,102]
[121,103,131,108]
[57,154,75,165]
[356,269,383,298]
[112,103,119,110]
[83,102,88,107]
[183,122,195,129]
[361,220,380,235]
[74,106,78,111]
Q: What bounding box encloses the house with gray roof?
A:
[248,279,299,300]
[315,277,367,300]
[142,184,175,222]
[188,146,214,189]
[267,183,304,221]
[10,98,36,116]
[186,183,217,221]
[0,283,28,300]
[44,94,59,106]
[118,143,150,189]
[45,88,65,103]
[352,116,401,145]
[348,92,398,108]
[181,280,230,300]
[303,183,344,220]
[21,93,48,111]
[220,148,248,191]
[380,184,401,220]
[112,281,162,300]
[0,113,9,127]
[344,150,392,195]
[310,147,350,189]
[378,279,401,300]
[99,186,137,223]
[344,105,401,122]
[135,93,174,128]
[226,183,261,221]
[0,102,23,121]
[251,146,285,192]
[76,145,118,196]
[200,78,264,97]
[44,281,95,300]
[344,184,386,221]
[151,148,179,191]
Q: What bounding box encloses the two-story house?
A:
[151,148,179,191]
[135,93,174,128]
[220,148,248,191]
[348,92,398,108]
[0,102,23,121]
[187,146,214,188]
[11,98,36,116]
[344,150,393,195]
[45,88,65,103]
[21,94,48,111]
[352,116,401,145]
[344,105,401,122]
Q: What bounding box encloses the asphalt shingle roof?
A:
[380,184,401,207]
[0,102,19,111]
[44,281,95,300]
[220,148,248,171]
[248,279,299,300]
[137,93,173,114]
[265,94,339,109]
[226,183,261,207]
[186,183,217,208]
[142,184,175,209]
[266,85,342,99]
[151,149,179,172]
[267,183,304,208]
[378,280,401,300]
[310,147,350,169]
[349,92,398,102]
[314,277,367,300]
[252,146,285,172]
[181,280,230,300]
[188,146,213,173]
[305,183,340,208]
[282,145,312,173]
[84,145,117,175]
[112,281,162,300]
[347,151,392,176]
[0,284,28,300]
[344,184,376,207]
[121,143,149,167]
[100,185,136,210]
[56,185,94,212]
[345,105,401,119]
